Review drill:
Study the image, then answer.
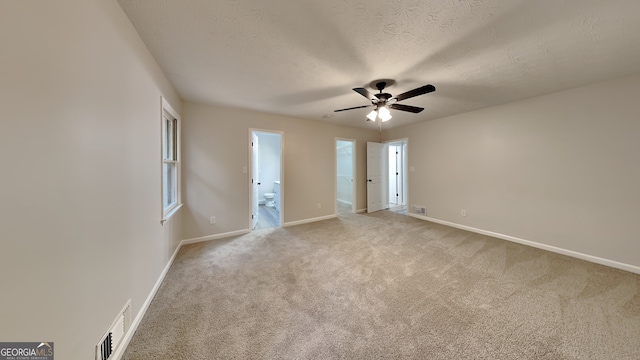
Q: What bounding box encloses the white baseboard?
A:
[283,214,336,227]
[115,211,638,360]
[356,208,367,214]
[113,228,251,359]
[112,239,183,360]
[181,229,251,245]
[337,199,352,206]
[115,219,336,358]
[408,213,640,275]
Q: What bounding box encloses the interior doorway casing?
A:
[335,138,356,214]
[249,129,284,230]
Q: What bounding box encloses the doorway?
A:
[387,139,408,214]
[336,139,355,215]
[366,139,408,214]
[250,130,283,230]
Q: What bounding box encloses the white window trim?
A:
[161,97,182,224]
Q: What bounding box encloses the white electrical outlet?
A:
[461,210,467,217]
[209,216,216,224]
[317,203,321,209]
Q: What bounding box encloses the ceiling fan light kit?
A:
[334,80,436,124]
[378,106,392,122]
[366,106,392,122]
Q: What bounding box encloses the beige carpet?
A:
[122,210,640,359]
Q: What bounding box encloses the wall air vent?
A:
[95,300,131,360]
[98,332,113,360]
[411,205,426,215]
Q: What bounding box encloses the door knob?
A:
[368,179,372,182]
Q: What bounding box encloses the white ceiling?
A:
[117,0,640,129]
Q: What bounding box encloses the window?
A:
[162,98,181,222]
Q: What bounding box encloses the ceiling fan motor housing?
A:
[333,79,435,117]
[373,82,392,106]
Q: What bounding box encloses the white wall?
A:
[0,1,182,359]
[383,74,640,271]
[181,102,380,240]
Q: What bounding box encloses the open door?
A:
[336,139,356,214]
[367,141,388,213]
[251,132,259,229]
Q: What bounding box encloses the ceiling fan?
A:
[334,80,436,122]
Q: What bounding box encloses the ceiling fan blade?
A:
[389,103,424,113]
[334,104,373,112]
[392,84,436,102]
[353,87,378,102]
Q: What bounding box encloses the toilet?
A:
[264,193,275,207]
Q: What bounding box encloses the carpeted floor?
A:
[122,210,640,359]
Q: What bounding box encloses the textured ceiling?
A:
[117,0,640,129]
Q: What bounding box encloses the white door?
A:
[367,141,388,213]
[336,139,356,214]
[251,133,259,229]
[389,145,398,205]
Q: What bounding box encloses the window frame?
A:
[161,97,182,223]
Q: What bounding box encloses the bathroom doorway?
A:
[249,130,283,230]
[336,138,356,215]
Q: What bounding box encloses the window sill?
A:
[161,203,183,225]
